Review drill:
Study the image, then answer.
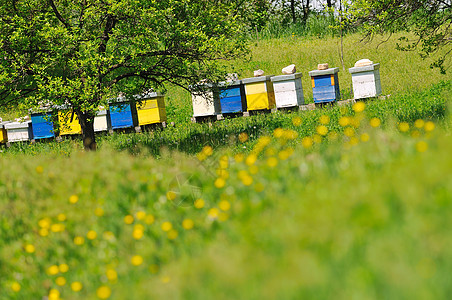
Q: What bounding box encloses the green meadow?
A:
[1,32,451,300]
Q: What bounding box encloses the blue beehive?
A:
[31,112,55,139]
[109,97,138,130]
[308,67,340,104]
[218,80,246,114]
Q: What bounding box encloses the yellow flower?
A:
[38,217,51,229]
[339,116,350,127]
[50,223,64,233]
[328,131,338,141]
[273,128,284,138]
[167,229,178,240]
[284,129,298,140]
[254,183,265,192]
[219,200,231,211]
[194,198,205,209]
[424,121,435,132]
[219,155,229,169]
[69,195,79,204]
[47,265,59,275]
[238,132,248,143]
[370,117,381,128]
[36,165,44,174]
[25,244,35,253]
[161,276,171,283]
[313,134,322,144]
[48,289,60,300]
[245,154,257,166]
[292,116,302,126]
[208,208,219,219]
[182,219,194,230]
[131,255,143,266]
[416,141,428,152]
[353,101,365,113]
[360,133,370,142]
[136,211,146,220]
[106,269,118,281]
[96,286,111,299]
[202,145,213,156]
[214,178,226,188]
[398,122,410,132]
[161,221,172,232]
[166,191,177,201]
[144,214,155,224]
[241,175,253,186]
[103,231,115,240]
[86,230,97,240]
[234,153,244,162]
[279,148,293,160]
[55,276,66,286]
[319,115,330,124]
[71,281,83,292]
[414,119,425,128]
[302,137,313,148]
[57,213,66,222]
[124,215,134,224]
[39,228,49,237]
[344,127,355,137]
[59,264,69,273]
[132,228,144,240]
[249,165,258,175]
[94,207,104,217]
[11,282,20,292]
[349,137,359,146]
[74,236,85,245]
[267,157,278,167]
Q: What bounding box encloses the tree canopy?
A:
[0,0,248,149]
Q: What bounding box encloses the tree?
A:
[0,0,248,150]
[347,0,451,73]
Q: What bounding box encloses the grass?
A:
[1,102,451,299]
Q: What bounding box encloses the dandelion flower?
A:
[55,276,66,286]
[219,200,231,211]
[208,208,219,219]
[11,282,20,292]
[167,229,178,240]
[25,244,35,253]
[398,122,410,132]
[161,221,172,232]
[136,211,146,220]
[267,157,278,167]
[36,166,44,174]
[57,213,66,222]
[69,195,79,204]
[166,191,177,201]
[339,116,350,127]
[106,269,117,281]
[71,281,83,292]
[414,119,425,128]
[94,207,104,217]
[47,265,59,275]
[194,199,205,209]
[245,154,257,166]
[48,289,60,300]
[416,141,428,152]
[86,230,97,240]
[360,133,370,142]
[424,121,435,132]
[214,178,226,189]
[144,214,155,224]
[74,236,85,245]
[96,286,111,299]
[124,215,134,224]
[302,137,313,148]
[370,117,381,128]
[292,116,302,126]
[182,219,194,230]
[319,115,330,124]
[131,255,143,266]
[59,264,69,273]
[353,101,365,113]
[238,132,248,143]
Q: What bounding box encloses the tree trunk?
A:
[78,110,97,151]
[301,0,310,25]
[291,0,296,23]
[327,0,332,8]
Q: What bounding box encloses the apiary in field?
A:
[349,60,382,100]
[31,112,55,139]
[58,109,82,136]
[4,120,33,142]
[109,97,138,130]
[218,80,246,114]
[135,92,167,126]
[191,83,221,119]
[242,75,275,111]
[271,73,304,108]
[309,66,340,104]
[93,109,111,132]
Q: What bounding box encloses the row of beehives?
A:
[191,61,381,119]
[0,92,167,144]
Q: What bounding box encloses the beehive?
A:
[271,73,304,108]
[58,110,82,135]
[109,97,138,130]
[348,63,381,99]
[94,109,111,132]
[4,121,33,142]
[31,112,55,139]
[242,76,275,111]
[0,122,9,143]
[191,84,221,117]
[308,67,340,104]
[135,92,167,125]
[218,81,246,114]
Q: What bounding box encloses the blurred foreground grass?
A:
[1,99,451,299]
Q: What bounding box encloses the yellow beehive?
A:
[58,110,82,135]
[242,76,275,111]
[0,122,8,143]
[135,93,167,125]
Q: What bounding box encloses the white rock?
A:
[317,63,329,70]
[354,59,373,67]
[282,64,296,75]
[254,69,265,77]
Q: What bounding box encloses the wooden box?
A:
[109,98,138,130]
[4,120,33,142]
[218,81,246,114]
[94,109,111,132]
[58,110,82,135]
[191,84,221,117]
[0,122,8,143]
[348,63,381,99]
[135,92,167,125]
[271,73,305,108]
[242,76,275,111]
[309,68,340,104]
[31,112,55,139]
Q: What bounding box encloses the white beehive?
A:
[4,120,33,142]
[190,84,221,117]
[348,62,382,100]
[271,73,304,108]
[94,109,110,132]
